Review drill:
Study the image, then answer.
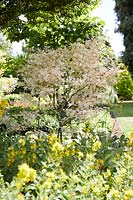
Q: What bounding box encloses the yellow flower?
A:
[70,141,75,147]
[7,146,16,166]
[109,188,119,198]
[19,139,26,146]
[127,138,132,147]
[86,153,93,161]
[81,186,88,195]
[92,141,101,152]
[17,163,36,183]
[43,195,49,200]
[105,169,111,178]
[1,99,8,107]
[16,181,24,190]
[69,148,76,156]
[92,186,101,195]
[90,182,95,189]
[114,153,120,160]
[77,151,84,159]
[48,134,59,145]
[69,193,74,199]
[17,193,25,200]
[83,127,90,133]
[52,141,64,153]
[31,153,36,163]
[46,171,56,181]
[30,142,37,150]
[21,147,26,155]
[8,146,15,151]
[129,129,133,140]
[0,99,8,117]
[104,184,110,191]
[123,189,133,200]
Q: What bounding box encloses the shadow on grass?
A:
[111,101,133,135]
[112,101,133,117]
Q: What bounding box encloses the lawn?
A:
[112,101,133,135]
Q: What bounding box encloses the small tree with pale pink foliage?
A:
[21,37,117,141]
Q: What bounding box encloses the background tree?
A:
[114,0,133,75]
[0,1,102,50]
[0,35,26,78]
[0,0,100,28]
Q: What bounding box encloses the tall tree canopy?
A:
[0,0,100,26]
[0,0,102,49]
[114,0,133,74]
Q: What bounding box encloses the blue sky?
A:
[12,0,124,56]
[93,0,124,56]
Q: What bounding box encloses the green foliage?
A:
[25,4,104,49]
[115,66,133,100]
[0,69,18,99]
[114,0,133,74]
[0,35,11,55]
[0,0,101,29]
[0,35,26,79]
[0,128,132,199]
[2,2,103,50]
[2,55,27,77]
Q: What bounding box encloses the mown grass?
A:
[112,101,133,135]
[112,101,133,117]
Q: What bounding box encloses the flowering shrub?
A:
[20,37,117,141]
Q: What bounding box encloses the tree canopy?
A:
[0,0,100,28]
[0,0,102,50]
[114,0,133,74]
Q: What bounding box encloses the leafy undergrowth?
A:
[0,128,133,200]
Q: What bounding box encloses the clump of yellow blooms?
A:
[129,129,133,139]
[18,138,27,159]
[30,141,37,150]
[104,169,111,178]
[17,193,25,200]
[48,134,78,160]
[92,140,101,152]
[16,163,36,190]
[7,146,16,166]
[127,129,133,147]
[31,153,36,163]
[47,134,59,145]
[19,138,26,146]
[0,99,8,117]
